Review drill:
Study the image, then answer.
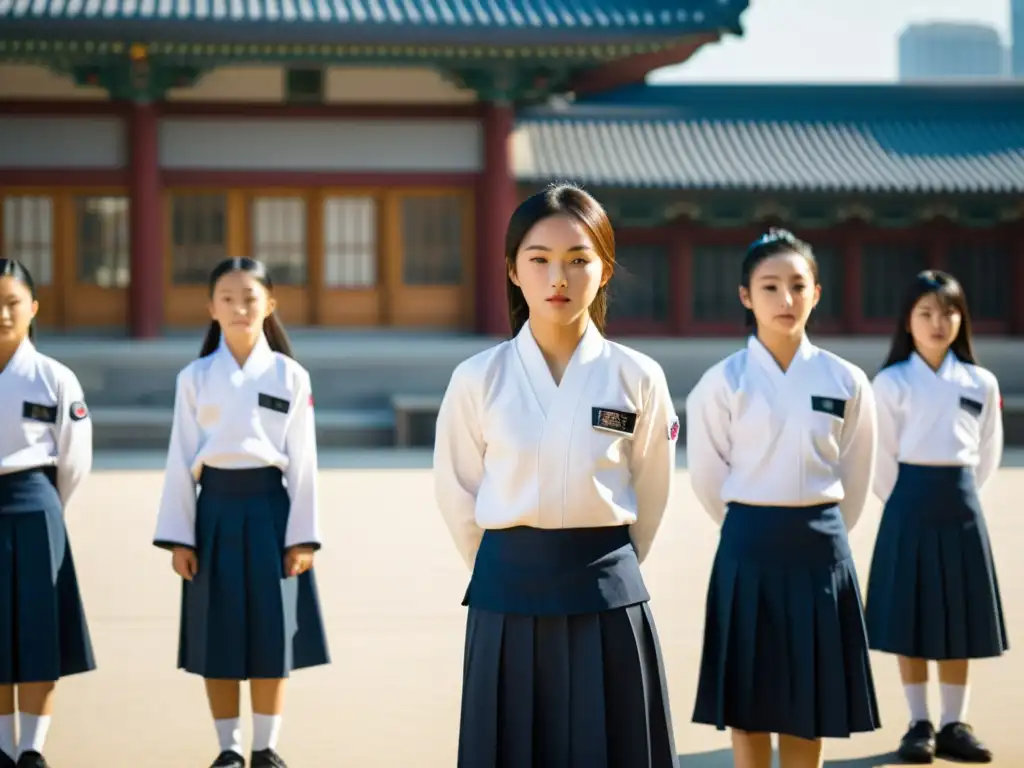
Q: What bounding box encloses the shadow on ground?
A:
[678,748,901,767]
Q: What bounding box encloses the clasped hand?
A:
[171,545,316,580]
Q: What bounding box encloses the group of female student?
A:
[0,182,1007,768]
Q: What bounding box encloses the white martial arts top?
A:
[0,338,92,506]
[154,334,320,550]
[686,334,877,530]
[872,351,1003,501]
[433,320,679,569]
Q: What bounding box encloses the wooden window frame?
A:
[607,228,674,336]
[67,187,131,328]
[318,187,386,327]
[163,187,241,329]
[0,186,132,330]
[387,187,475,329]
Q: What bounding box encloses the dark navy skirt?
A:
[865,463,1008,660]
[0,467,96,684]
[459,525,677,768]
[177,466,330,680]
[693,502,880,741]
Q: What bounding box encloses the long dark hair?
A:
[505,183,615,337]
[199,257,294,359]
[0,258,38,342]
[740,228,819,329]
[880,269,977,369]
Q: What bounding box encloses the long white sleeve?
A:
[432,365,486,569]
[976,375,1003,491]
[685,370,732,526]
[838,375,877,531]
[154,369,201,550]
[871,373,901,503]
[626,367,678,563]
[284,371,321,550]
[55,371,92,507]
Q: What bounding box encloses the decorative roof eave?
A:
[0,35,709,67]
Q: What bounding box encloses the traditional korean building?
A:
[1,1,1023,340]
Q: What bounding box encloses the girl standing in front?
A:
[154,257,330,768]
[434,184,680,768]
[865,270,1006,764]
[0,259,95,768]
[687,230,881,768]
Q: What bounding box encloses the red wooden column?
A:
[475,101,516,337]
[128,101,162,338]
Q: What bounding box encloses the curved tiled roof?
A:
[514,84,1024,193]
[0,0,746,43]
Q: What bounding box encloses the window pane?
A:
[76,196,130,288]
[324,196,377,288]
[401,195,464,286]
[948,243,1010,323]
[252,197,307,286]
[692,244,742,323]
[861,244,928,320]
[812,245,842,322]
[609,244,670,322]
[171,194,227,285]
[2,196,54,286]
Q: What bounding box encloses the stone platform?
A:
[34,331,1024,449]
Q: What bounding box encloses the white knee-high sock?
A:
[214,718,243,755]
[904,683,930,723]
[252,714,282,752]
[0,714,15,760]
[17,713,50,756]
[939,684,969,728]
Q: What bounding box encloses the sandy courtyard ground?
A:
[37,451,1024,767]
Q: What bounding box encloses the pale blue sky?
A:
[650,0,1014,82]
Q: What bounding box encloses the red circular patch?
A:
[308,394,315,408]
[70,401,88,420]
[669,419,680,442]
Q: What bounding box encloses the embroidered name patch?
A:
[592,407,637,435]
[811,396,847,418]
[959,396,983,416]
[258,393,291,414]
[69,401,89,421]
[23,401,57,423]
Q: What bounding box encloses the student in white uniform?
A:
[687,229,881,768]
[864,270,1005,764]
[0,259,95,768]
[153,257,329,768]
[434,184,680,768]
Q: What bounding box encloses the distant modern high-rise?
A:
[898,22,1007,80]
[1013,0,1024,77]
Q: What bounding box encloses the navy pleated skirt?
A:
[0,467,96,684]
[865,463,1008,660]
[177,466,330,680]
[693,502,880,741]
[459,525,677,768]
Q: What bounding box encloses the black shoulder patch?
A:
[23,402,58,424]
[959,396,983,416]
[258,393,291,414]
[592,407,637,435]
[69,401,89,421]
[811,395,847,418]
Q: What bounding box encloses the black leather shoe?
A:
[14,753,48,768]
[936,722,992,763]
[210,751,246,768]
[898,720,936,764]
[251,749,287,768]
